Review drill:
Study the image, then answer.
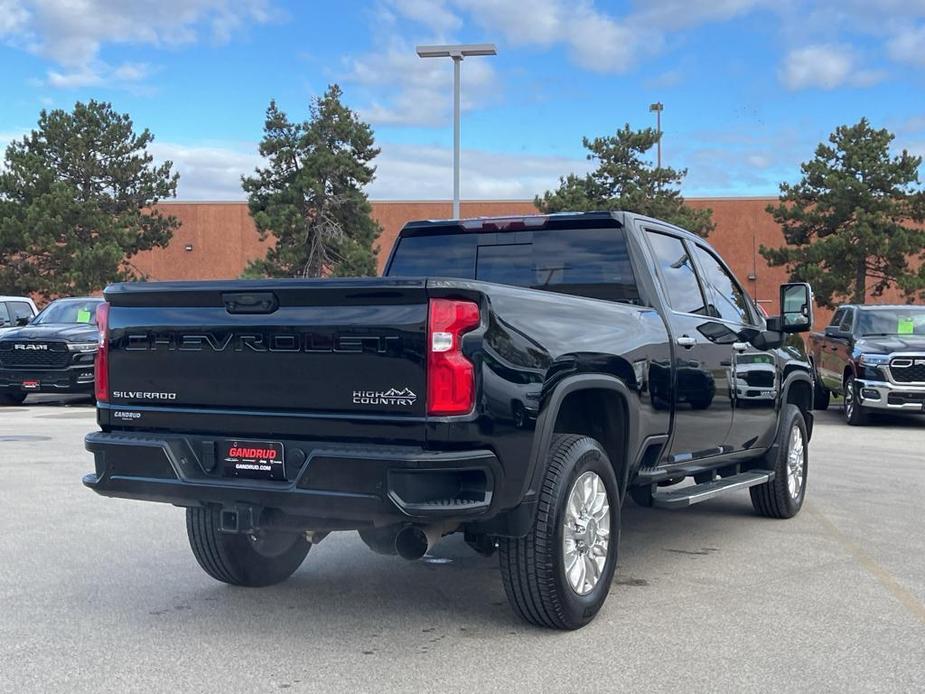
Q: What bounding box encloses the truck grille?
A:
[889,358,925,384]
[743,371,774,388]
[0,344,71,369]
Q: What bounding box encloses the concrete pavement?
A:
[1,399,923,693]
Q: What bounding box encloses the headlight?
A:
[858,354,889,367]
[67,342,98,353]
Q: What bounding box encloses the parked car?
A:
[0,296,38,334]
[83,212,814,630]
[0,296,103,405]
[809,304,925,425]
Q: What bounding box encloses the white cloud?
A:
[630,0,768,32]
[0,0,29,34]
[888,25,925,67]
[0,0,278,89]
[450,0,765,73]
[150,142,260,200]
[46,61,153,89]
[344,38,497,126]
[351,0,773,127]
[147,139,589,201]
[370,143,591,199]
[780,44,884,90]
[387,0,461,34]
[453,0,648,73]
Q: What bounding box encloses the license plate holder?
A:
[220,439,285,481]
[21,380,40,390]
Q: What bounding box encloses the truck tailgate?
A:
[104,279,428,417]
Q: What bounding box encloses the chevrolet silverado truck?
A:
[809,304,925,425]
[84,212,815,630]
[0,296,102,404]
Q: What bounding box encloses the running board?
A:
[650,471,774,509]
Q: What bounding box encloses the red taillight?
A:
[94,302,110,403]
[427,298,480,416]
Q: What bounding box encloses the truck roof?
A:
[399,210,704,244]
[0,296,36,303]
[840,304,924,311]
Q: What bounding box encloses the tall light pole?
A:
[416,43,497,219]
[649,102,663,169]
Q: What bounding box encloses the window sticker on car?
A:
[898,317,915,335]
[76,308,92,323]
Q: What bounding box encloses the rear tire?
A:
[750,404,808,519]
[0,392,27,406]
[186,506,310,587]
[499,435,620,630]
[844,374,868,426]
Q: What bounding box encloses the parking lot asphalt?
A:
[1,397,923,693]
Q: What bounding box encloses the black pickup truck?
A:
[0,296,103,404]
[84,212,815,630]
[809,304,925,425]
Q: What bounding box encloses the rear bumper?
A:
[83,431,501,529]
[0,366,95,394]
[856,378,925,412]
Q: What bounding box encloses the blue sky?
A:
[1,0,924,200]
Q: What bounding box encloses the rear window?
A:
[388,228,640,303]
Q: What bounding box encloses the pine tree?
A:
[242,85,382,278]
[761,118,925,307]
[537,124,714,237]
[0,100,179,298]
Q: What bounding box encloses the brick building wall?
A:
[132,198,913,329]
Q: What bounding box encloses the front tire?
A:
[499,435,620,630]
[186,506,310,587]
[750,404,808,519]
[844,374,868,426]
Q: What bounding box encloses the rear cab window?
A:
[387,227,641,304]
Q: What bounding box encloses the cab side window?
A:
[839,309,854,333]
[829,308,846,328]
[0,303,10,327]
[645,231,707,315]
[691,244,754,325]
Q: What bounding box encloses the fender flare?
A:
[780,369,814,440]
[521,374,640,502]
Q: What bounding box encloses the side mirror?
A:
[779,283,812,333]
[15,316,30,327]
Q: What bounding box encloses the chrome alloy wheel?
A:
[563,471,611,595]
[844,376,855,421]
[786,423,805,499]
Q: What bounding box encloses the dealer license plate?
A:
[220,439,285,481]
